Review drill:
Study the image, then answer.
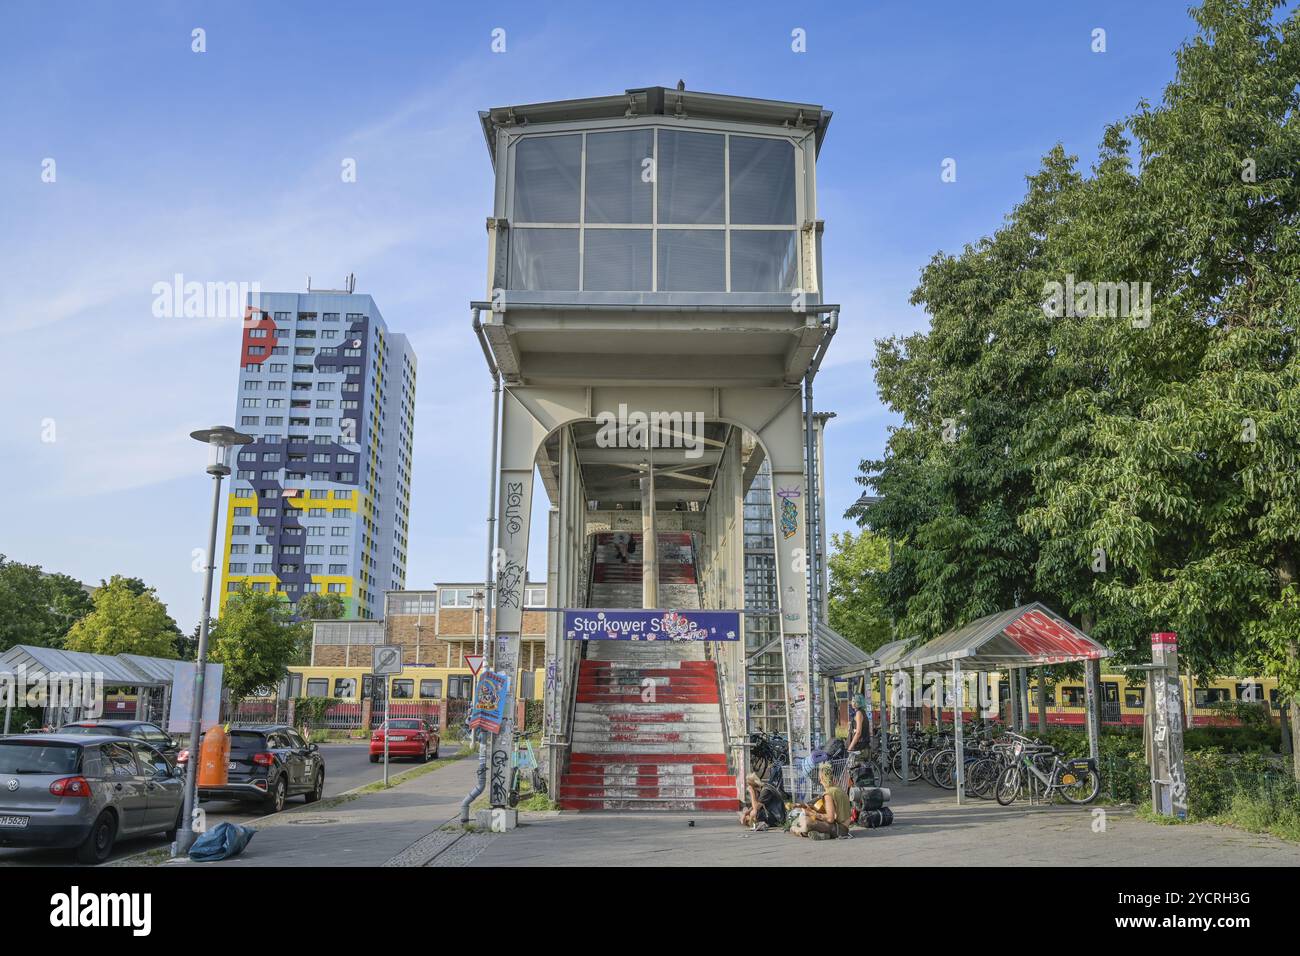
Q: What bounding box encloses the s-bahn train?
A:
[840,672,1284,727]
[280,664,548,704]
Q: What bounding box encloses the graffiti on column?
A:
[776,486,801,539]
[503,481,525,538]
[497,558,524,609]
[490,747,509,805]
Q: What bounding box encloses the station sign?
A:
[562,608,739,642]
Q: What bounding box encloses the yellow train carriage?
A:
[285,664,547,704]
[836,671,1282,728]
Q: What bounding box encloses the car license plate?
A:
[388,736,406,742]
[0,815,29,828]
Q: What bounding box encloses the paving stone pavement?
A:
[142,760,1300,868]
[467,782,1300,867]
[160,754,483,868]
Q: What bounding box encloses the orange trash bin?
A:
[197,723,230,788]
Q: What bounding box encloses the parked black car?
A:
[60,720,180,764]
[185,725,325,814]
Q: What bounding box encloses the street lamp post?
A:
[174,425,252,856]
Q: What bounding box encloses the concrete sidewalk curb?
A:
[110,753,472,867]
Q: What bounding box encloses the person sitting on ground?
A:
[739,771,787,830]
[802,763,852,839]
[847,693,870,752]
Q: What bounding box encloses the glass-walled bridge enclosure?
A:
[467,85,863,812]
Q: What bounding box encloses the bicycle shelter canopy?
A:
[897,603,1110,672]
[874,604,1112,807]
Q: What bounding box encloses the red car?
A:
[370,719,440,763]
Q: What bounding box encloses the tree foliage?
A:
[0,555,95,652]
[853,0,1300,711]
[210,582,306,700]
[64,576,179,658]
[827,531,894,652]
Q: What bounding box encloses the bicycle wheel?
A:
[967,758,997,798]
[919,748,939,785]
[932,751,956,790]
[893,749,922,782]
[994,765,1021,806]
[1055,766,1101,805]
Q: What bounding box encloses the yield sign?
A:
[464,654,485,676]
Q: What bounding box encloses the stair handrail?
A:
[552,534,598,790]
[689,532,741,786]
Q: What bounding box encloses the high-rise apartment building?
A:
[220,291,416,619]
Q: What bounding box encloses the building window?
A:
[510,128,799,293]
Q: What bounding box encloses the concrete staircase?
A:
[587,532,702,610]
[558,532,733,811]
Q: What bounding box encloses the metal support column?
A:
[1084,658,1100,762]
[1036,665,1048,733]
[953,660,965,804]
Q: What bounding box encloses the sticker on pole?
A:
[464,654,485,676]
[373,645,404,676]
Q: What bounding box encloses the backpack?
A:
[824,738,847,762]
[859,807,894,829]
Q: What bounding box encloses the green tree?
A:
[827,531,894,653]
[294,592,345,622]
[64,577,179,658]
[210,582,305,701]
[0,556,96,652]
[853,0,1300,778]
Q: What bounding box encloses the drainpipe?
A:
[802,309,838,748]
[462,306,501,824]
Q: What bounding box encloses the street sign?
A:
[562,608,740,641]
[465,654,485,676]
[373,645,404,676]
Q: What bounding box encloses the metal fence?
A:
[370,701,443,730]
[227,698,290,725]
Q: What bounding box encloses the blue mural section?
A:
[237,313,368,615]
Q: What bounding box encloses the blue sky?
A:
[0,1,1206,632]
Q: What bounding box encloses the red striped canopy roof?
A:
[896,603,1110,672]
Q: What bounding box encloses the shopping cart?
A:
[781,754,853,804]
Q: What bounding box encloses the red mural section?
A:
[241,306,276,366]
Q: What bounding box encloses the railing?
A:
[227,698,290,725]
[371,701,442,730]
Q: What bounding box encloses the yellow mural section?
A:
[219,486,361,614]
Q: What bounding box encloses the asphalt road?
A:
[0,742,408,867]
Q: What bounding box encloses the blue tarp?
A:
[188,822,256,862]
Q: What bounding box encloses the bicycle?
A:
[994,732,1100,806]
[506,732,548,808]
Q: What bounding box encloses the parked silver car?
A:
[0,733,184,864]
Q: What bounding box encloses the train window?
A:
[1194,687,1230,708]
[1270,688,1281,709]
[391,679,414,699]
[1125,688,1145,708]
[1236,683,1264,703]
[306,678,329,698]
[419,679,443,700]
[1030,688,1055,707]
[333,677,357,699]
[1060,687,1086,707]
[448,676,473,699]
